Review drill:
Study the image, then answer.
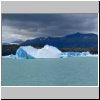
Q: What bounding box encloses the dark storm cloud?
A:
[2,14,98,43]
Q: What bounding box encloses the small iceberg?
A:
[60,51,98,58]
[2,54,16,59]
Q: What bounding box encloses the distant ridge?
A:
[20,32,98,48]
[3,39,24,45]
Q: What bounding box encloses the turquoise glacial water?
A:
[2,57,98,86]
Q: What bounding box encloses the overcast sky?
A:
[2,14,98,43]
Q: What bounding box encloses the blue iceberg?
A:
[16,46,37,59]
[15,45,62,59]
[60,51,96,58]
[3,45,96,59]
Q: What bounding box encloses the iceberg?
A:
[16,46,37,59]
[62,52,81,57]
[15,45,62,59]
[9,45,97,59]
[2,54,16,59]
[35,45,62,58]
[60,51,97,58]
[60,52,80,58]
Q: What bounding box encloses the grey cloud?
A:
[2,14,98,43]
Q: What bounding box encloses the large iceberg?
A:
[6,45,97,59]
[16,45,62,59]
[16,46,37,59]
[35,45,62,58]
[3,45,98,59]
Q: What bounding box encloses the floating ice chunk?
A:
[60,51,97,57]
[14,45,98,59]
[16,46,37,59]
[2,54,16,59]
[3,49,98,59]
[60,52,81,58]
[36,45,62,58]
[80,51,91,56]
[16,45,62,59]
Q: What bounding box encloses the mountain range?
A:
[3,32,98,48]
[20,32,98,48]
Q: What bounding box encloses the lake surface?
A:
[2,57,98,86]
